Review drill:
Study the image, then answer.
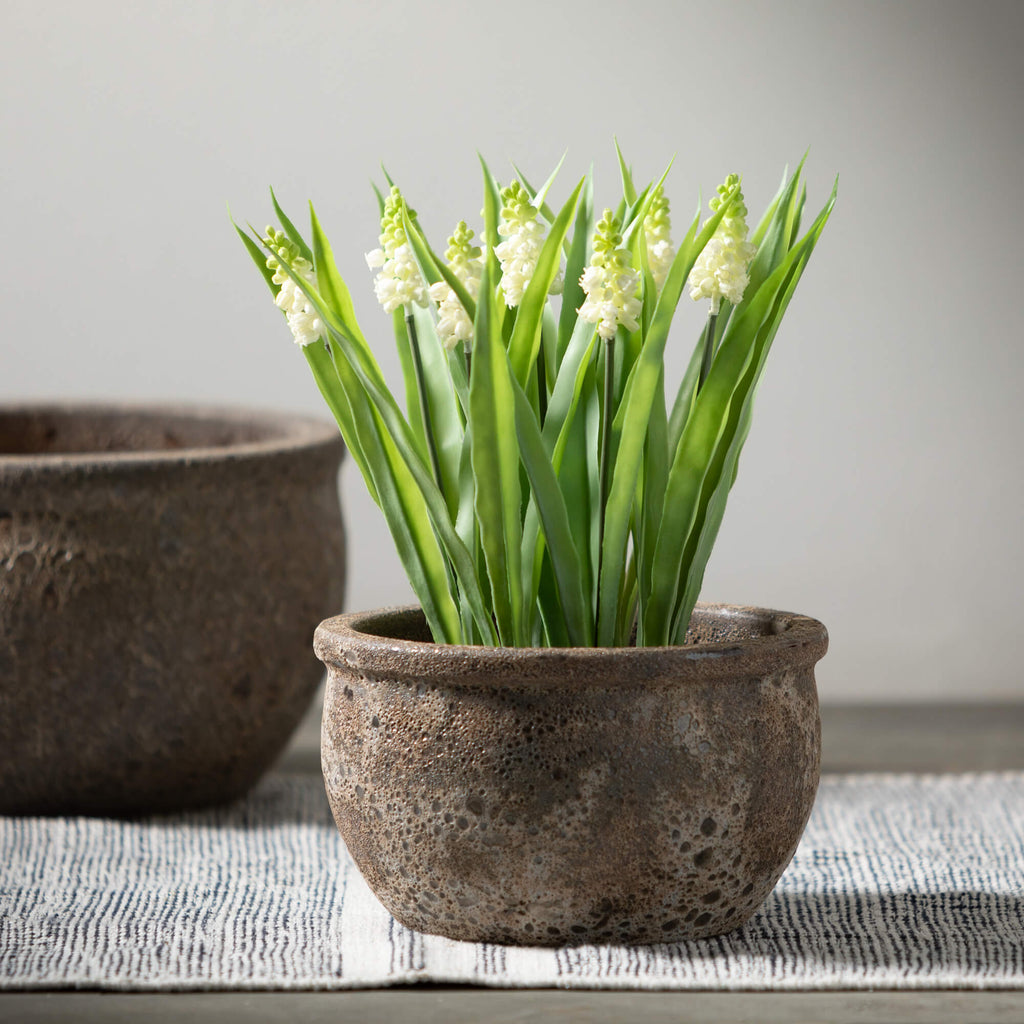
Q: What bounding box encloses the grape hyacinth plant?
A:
[237,149,836,648]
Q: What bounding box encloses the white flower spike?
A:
[577,209,643,341]
[494,181,547,308]
[366,187,428,314]
[688,174,757,314]
[264,227,324,348]
[428,220,483,351]
[644,186,675,292]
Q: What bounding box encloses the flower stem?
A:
[406,312,443,491]
[536,345,548,425]
[596,333,615,641]
[698,310,718,391]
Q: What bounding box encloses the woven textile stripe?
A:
[1,773,1022,991]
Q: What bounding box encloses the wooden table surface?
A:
[5,701,1023,1024]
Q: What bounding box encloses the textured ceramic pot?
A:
[0,403,345,815]
[316,604,827,946]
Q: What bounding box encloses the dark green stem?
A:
[698,310,718,391]
[596,332,615,642]
[406,312,443,491]
[464,344,472,387]
[536,343,548,425]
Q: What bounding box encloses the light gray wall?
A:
[2,0,1021,702]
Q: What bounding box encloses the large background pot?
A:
[317,605,827,946]
[0,403,345,815]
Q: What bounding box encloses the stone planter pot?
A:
[316,604,827,947]
[0,403,345,815]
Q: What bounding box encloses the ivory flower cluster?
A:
[365,186,428,314]
[494,182,547,308]
[688,174,756,313]
[577,209,643,341]
[644,186,675,291]
[428,221,483,351]
[264,227,324,348]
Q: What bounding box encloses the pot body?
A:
[316,604,826,946]
[0,403,346,814]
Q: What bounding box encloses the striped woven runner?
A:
[1,773,1022,990]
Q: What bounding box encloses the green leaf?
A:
[745,154,806,302]
[478,153,502,275]
[258,229,497,644]
[391,305,427,458]
[515,151,566,212]
[454,422,478,554]
[507,177,585,387]
[447,344,471,420]
[671,179,837,632]
[270,187,313,264]
[233,217,277,296]
[309,203,367,350]
[536,554,571,647]
[519,319,599,622]
[613,138,638,205]
[617,158,674,383]
[306,341,459,642]
[512,163,555,226]
[788,181,807,247]
[645,180,837,645]
[411,304,465,517]
[402,208,477,322]
[556,170,594,363]
[511,376,592,646]
[621,156,674,250]
[635,365,668,643]
[513,159,578,262]
[595,184,739,645]
[666,325,706,457]
[750,165,789,249]
[469,257,524,645]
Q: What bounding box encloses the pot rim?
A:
[315,603,829,683]
[0,400,342,469]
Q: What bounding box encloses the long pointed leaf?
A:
[670,183,837,640]
[261,229,497,644]
[645,181,837,644]
[556,171,594,362]
[234,219,278,295]
[470,258,524,645]
[595,187,738,644]
[614,138,638,205]
[511,377,591,645]
[507,177,584,386]
[270,187,313,264]
[306,341,459,641]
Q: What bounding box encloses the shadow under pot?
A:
[316,604,827,947]
[0,403,346,815]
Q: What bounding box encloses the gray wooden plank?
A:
[276,695,1024,775]
[4,989,1024,1024]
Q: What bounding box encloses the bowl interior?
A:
[346,604,795,650]
[0,408,283,456]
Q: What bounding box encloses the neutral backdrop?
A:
[1,0,1021,702]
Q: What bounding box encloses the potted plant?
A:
[238,148,835,945]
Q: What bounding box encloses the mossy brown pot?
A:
[316,604,827,947]
[0,403,346,815]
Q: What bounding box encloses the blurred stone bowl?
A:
[0,403,345,815]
